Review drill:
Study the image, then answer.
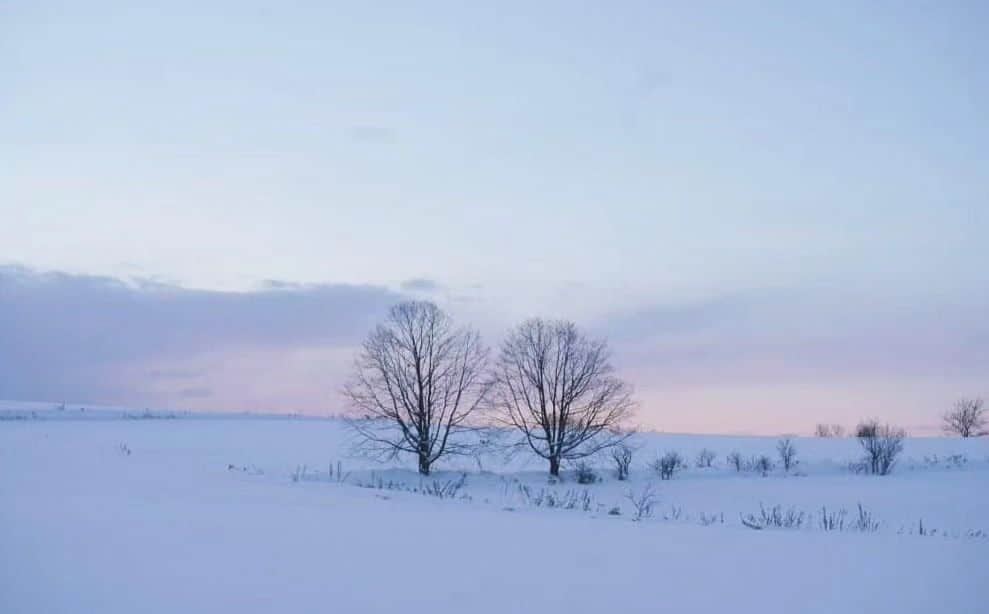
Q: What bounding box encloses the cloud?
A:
[0,265,403,404]
[597,285,989,381]
[400,278,442,293]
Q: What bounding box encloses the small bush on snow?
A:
[741,504,806,530]
[776,438,797,473]
[516,485,594,511]
[856,420,905,475]
[699,512,724,526]
[625,484,657,521]
[652,451,685,480]
[573,461,599,484]
[752,455,775,476]
[727,451,744,472]
[695,448,716,468]
[610,444,634,481]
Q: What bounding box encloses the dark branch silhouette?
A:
[344,301,489,475]
[490,318,634,476]
[942,398,986,437]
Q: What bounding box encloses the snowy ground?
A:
[2,407,987,613]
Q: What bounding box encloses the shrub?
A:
[819,506,846,531]
[652,451,684,480]
[573,461,599,484]
[625,484,657,521]
[727,451,744,472]
[695,448,716,468]
[699,512,724,526]
[610,444,634,481]
[852,503,880,532]
[855,420,879,438]
[815,423,845,437]
[752,454,774,476]
[516,485,594,511]
[943,399,986,437]
[741,504,806,530]
[776,438,797,473]
[857,421,905,475]
[422,474,468,498]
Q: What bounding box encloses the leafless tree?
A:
[652,451,684,480]
[752,454,774,476]
[490,318,635,476]
[776,438,797,473]
[942,398,986,437]
[610,443,634,480]
[856,420,905,475]
[344,301,489,475]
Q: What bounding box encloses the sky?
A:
[1,1,987,434]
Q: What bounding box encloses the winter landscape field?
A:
[5,3,989,613]
[2,404,987,614]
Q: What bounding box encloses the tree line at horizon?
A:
[343,300,987,476]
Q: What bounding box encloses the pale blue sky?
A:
[1,2,987,432]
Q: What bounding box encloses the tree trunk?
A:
[417,438,431,475]
[549,455,560,477]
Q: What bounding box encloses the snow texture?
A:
[2,405,987,613]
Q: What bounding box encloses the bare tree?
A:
[652,451,684,480]
[856,420,905,475]
[942,398,986,438]
[344,301,489,475]
[610,443,634,480]
[490,318,635,476]
[776,438,797,473]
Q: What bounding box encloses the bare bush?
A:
[815,423,845,437]
[855,420,879,438]
[610,443,634,481]
[819,506,846,531]
[752,454,774,476]
[625,484,657,521]
[727,451,744,472]
[695,448,716,468]
[422,474,468,499]
[357,472,470,500]
[344,301,489,475]
[856,420,906,475]
[776,438,797,473]
[573,461,599,484]
[699,512,724,526]
[943,398,986,437]
[652,451,684,480]
[819,504,878,532]
[741,504,806,530]
[517,485,594,511]
[490,318,635,476]
[852,503,880,532]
